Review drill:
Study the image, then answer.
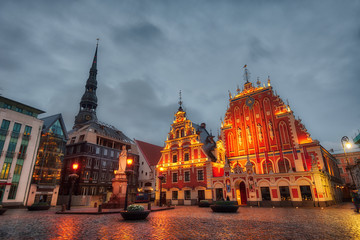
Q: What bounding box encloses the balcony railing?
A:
[17,153,27,160]
[0,129,8,136]
[11,131,20,138]
[6,151,15,158]
[22,134,31,140]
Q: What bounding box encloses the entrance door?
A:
[161,192,166,205]
[198,190,205,202]
[215,188,223,201]
[0,186,5,204]
[239,182,247,205]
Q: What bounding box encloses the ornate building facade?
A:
[213,67,343,207]
[155,97,217,205]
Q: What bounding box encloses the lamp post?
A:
[158,167,165,207]
[66,163,79,210]
[341,136,355,187]
[124,158,133,210]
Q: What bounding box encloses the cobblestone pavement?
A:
[1,203,360,240]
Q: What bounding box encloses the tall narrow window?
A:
[0,162,11,179]
[172,191,178,200]
[184,153,189,161]
[24,126,32,135]
[184,171,190,182]
[1,120,10,130]
[278,159,291,173]
[172,172,178,183]
[8,183,18,199]
[13,123,21,133]
[197,170,204,181]
[172,155,177,163]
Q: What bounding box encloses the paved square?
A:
[1,204,360,239]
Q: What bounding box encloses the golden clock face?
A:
[86,115,92,120]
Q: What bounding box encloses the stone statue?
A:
[117,145,127,174]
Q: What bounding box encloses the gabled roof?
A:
[135,139,163,167]
[40,113,69,140]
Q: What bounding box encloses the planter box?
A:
[198,201,211,208]
[120,210,150,220]
[210,205,239,213]
[27,205,51,211]
[0,208,7,215]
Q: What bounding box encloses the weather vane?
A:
[243,64,250,83]
[178,90,183,108]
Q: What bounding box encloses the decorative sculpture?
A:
[117,145,127,174]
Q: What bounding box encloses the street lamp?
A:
[124,158,133,210]
[341,136,355,187]
[66,163,79,210]
[158,167,165,207]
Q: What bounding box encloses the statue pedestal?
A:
[102,171,128,209]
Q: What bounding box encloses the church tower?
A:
[74,41,99,129]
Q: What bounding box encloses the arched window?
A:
[262,161,273,174]
[228,132,234,153]
[279,121,290,145]
[176,130,179,138]
[278,159,291,173]
[251,162,257,174]
[181,129,185,137]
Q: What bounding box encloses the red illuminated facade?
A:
[214,67,343,207]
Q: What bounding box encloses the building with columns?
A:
[214,67,343,207]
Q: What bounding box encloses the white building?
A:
[135,139,162,201]
[0,96,44,207]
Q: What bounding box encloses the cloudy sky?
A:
[1,0,359,151]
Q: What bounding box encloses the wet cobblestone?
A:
[1,204,360,239]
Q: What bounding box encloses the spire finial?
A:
[256,77,261,87]
[243,64,250,83]
[96,38,100,46]
[267,76,271,87]
[178,90,183,111]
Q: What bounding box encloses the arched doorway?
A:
[236,181,247,205]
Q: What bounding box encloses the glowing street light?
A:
[158,167,165,207]
[341,136,355,187]
[124,158,134,210]
[66,162,79,210]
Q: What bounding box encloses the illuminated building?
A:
[214,67,343,207]
[156,94,216,205]
[59,42,139,206]
[27,114,68,206]
[135,139,162,201]
[0,96,44,207]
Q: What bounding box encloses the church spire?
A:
[74,40,99,129]
[178,90,183,111]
